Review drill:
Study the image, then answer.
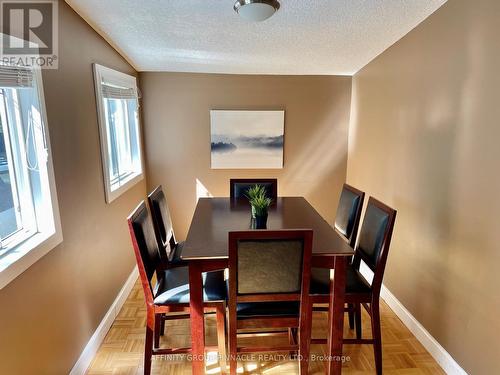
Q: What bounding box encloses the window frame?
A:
[0,37,63,289]
[92,64,143,203]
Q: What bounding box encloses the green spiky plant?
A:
[245,185,271,218]
[245,184,266,201]
[246,185,267,218]
[249,194,272,217]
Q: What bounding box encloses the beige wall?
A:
[0,2,144,374]
[141,73,352,239]
[347,0,500,373]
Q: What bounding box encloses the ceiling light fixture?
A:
[234,0,280,22]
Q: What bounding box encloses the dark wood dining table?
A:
[181,197,354,374]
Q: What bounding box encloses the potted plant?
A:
[245,184,266,218]
[249,194,272,229]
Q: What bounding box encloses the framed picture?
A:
[210,110,284,169]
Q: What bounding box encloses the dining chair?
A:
[311,183,364,327]
[333,183,365,248]
[309,197,397,375]
[128,201,227,375]
[227,229,313,375]
[148,185,185,265]
[147,186,189,338]
[229,178,278,200]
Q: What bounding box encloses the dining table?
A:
[181,196,354,374]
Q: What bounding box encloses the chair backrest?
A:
[334,183,365,247]
[228,230,313,305]
[230,178,278,200]
[148,186,176,262]
[127,201,161,305]
[352,197,396,295]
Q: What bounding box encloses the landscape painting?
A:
[210,110,284,169]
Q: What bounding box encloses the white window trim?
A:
[0,35,63,289]
[93,64,143,204]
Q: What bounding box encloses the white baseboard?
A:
[357,263,467,374]
[379,285,467,375]
[69,266,139,375]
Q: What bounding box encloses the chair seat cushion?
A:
[237,301,300,318]
[154,267,226,305]
[310,265,371,295]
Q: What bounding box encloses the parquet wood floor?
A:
[86,280,444,374]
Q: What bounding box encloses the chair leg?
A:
[292,327,298,342]
[160,313,165,336]
[348,303,355,329]
[154,313,161,349]
[370,302,382,375]
[228,308,237,375]
[355,303,362,339]
[289,328,298,358]
[144,312,155,375]
[216,302,227,374]
[299,301,312,375]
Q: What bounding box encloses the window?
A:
[0,54,62,289]
[93,64,143,203]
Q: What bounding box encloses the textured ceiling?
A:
[66,0,447,75]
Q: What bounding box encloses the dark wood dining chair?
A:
[127,201,227,375]
[229,178,278,200]
[333,183,365,248]
[309,197,397,375]
[147,185,185,265]
[227,229,313,375]
[311,183,364,327]
[147,186,189,338]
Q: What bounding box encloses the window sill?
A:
[105,171,143,203]
[0,229,63,289]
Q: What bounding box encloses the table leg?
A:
[189,260,205,375]
[327,256,347,375]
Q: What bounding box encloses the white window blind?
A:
[101,83,138,100]
[0,65,34,88]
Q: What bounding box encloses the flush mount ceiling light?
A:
[234,0,280,22]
